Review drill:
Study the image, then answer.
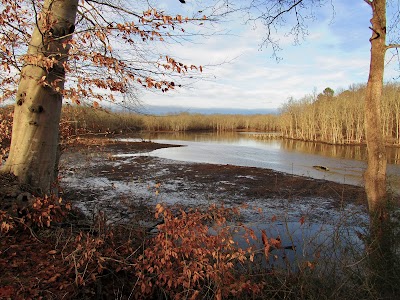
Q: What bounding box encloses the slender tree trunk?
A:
[1,0,78,194]
[362,5,400,296]
[364,0,387,216]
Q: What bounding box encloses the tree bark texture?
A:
[364,0,388,215]
[1,0,78,194]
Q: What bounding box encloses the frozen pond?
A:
[61,136,372,271]
[119,132,400,193]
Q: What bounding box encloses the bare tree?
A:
[238,3,400,291]
[237,0,399,217]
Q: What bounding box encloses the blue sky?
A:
[1,1,398,114]
[137,0,400,114]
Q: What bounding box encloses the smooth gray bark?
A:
[1,0,78,194]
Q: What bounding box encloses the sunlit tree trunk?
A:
[1,0,78,194]
[364,6,398,295]
[364,0,387,216]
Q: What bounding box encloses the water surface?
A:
[120,132,400,192]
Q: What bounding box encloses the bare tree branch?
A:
[364,0,373,7]
[263,0,304,26]
[386,43,400,49]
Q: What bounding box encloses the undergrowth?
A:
[1,107,400,299]
[1,196,400,299]
[135,204,262,299]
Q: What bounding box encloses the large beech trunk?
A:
[1,0,78,194]
[364,0,388,216]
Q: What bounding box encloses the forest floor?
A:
[1,136,397,299]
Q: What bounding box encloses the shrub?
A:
[134,204,262,299]
[0,106,13,164]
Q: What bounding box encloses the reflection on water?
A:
[232,219,366,271]
[281,140,367,162]
[281,139,400,165]
[142,131,256,144]
[140,131,400,164]
[128,131,400,192]
[115,132,386,271]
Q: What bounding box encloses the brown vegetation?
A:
[0,120,399,298]
[57,83,400,147]
[0,106,12,163]
[60,105,279,134]
[0,0,206,194]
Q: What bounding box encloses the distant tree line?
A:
[3,82,398,146]
[141,113,279,132]
[280,83,400,145]
[59,106,279,134]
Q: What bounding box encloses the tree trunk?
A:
[1,0,78,194]
[364,0,387,216]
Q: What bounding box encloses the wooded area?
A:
[280,83,400,145]
[59,83,400,147]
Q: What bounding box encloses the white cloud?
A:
[140,0,400,112]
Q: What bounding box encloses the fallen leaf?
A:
[270,236,281,249]
[215,288,222,300]
[306,261,315,269]
[46,273,61,283]
[0,286,14,298]
[261,230,270,259]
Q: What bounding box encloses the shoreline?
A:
[59,138,372,222]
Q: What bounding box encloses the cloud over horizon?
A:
[140,0,400,113]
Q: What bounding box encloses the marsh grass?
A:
[60,105,279,134]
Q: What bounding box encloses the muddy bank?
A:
[59,137,369,223]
